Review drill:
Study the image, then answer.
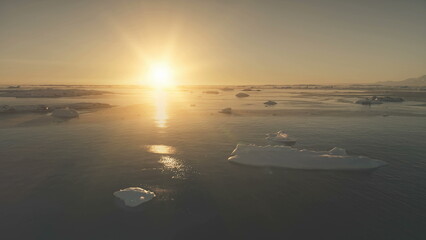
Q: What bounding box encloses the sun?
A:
[148,63,175,88]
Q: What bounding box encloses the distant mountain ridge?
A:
[378,75,426,86]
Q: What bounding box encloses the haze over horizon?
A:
[1,0,425,85]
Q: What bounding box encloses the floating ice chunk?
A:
[113,187,156,207]
[363,96,404,103]
[264,100,277,106]
[51,108,79,118]
[355,98,382,105]
[228,144,387,170]
[0,105,13,113]
[377,96,404,102]
[236,92,250,98]
[203,91,219,94]
[219,108,232,114]
[266,131,296,146]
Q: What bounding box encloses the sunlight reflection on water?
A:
[159,156,183,170]
[159,156,188,179]
[145,145,176,154]
[152,90,168,128]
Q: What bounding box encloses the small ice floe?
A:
[374,96,404,102]
[219,108,232,114]
[0,105,13,113]
[203,91,219,94]
[266,131,296,146]
[51,108,79,118]
[113,187,156,207]
[264,100,277,106]
[355,98,382,105]
[8,85,20,89]
[236,92,250,98]
[228,144,387,170]
[355,96,404,105]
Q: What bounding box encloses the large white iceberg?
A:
[113,187,156,207]
[228,144,387,170]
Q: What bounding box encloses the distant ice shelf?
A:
[228,144,387,170]
[0,102,112,114]
[113,187,156,207]
[0,88,107,98]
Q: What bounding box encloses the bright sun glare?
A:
[148,63,174,88]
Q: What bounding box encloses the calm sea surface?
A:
[1,87,425,239]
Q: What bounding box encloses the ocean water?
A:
[1,87,426,239]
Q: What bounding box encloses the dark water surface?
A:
[1,88,426,239]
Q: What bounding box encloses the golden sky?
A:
[0,0,425,85]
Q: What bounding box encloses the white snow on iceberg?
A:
[266,130,296,146]
[228,144,387,170]
[113,187,156,207]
